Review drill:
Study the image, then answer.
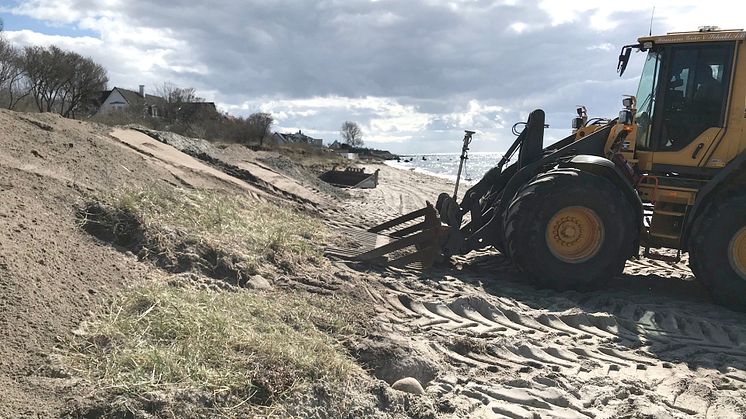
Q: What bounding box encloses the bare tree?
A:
[19,45,107,115]
[341,120,364,147]
[61,52,107,117]
[1,27,32,110]
[155,81,178,104]
[0,50,30,110]
[22,45,73,112]
[156,81,203,104]
[0,34,17,100]
[246,112,273,146]
[0,43,29,110]
[156,81,204,122]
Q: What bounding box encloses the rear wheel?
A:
[504,168,637,289]
[689,194,746,311]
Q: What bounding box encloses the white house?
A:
[97,85,166,117]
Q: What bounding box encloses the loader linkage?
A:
[326,109,615,270]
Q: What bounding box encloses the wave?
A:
[386,152,505,184]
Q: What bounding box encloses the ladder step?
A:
[644,248,682,263]
[653,210,686,217]
[649,232,681,240]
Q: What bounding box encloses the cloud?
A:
[3,0,745,153]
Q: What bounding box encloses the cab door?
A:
[649,42,735,172]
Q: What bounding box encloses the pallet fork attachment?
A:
[326,111,550,270]
[326,203,448,269]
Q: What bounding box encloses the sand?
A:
[325,164,746,418]
[1,109,745,417]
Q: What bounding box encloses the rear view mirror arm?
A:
[617,43,640,77]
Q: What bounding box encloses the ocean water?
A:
[386,152,505,184]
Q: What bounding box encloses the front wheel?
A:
[689,194,746,311]
[504,168,637,290]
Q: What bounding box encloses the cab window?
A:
[634,51,660,150]
[656,43,732,151]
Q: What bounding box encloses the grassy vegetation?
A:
[64,282,362,414]
[81,185,328,278]
[120,186,323,259]
[69,185,376,415]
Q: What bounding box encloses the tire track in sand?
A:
[359,265,746,417]
[326,166,746,417]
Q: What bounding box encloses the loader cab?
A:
[629,29,745,172]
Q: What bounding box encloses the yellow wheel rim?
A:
[546,206,604,263]
[729,227,746,280]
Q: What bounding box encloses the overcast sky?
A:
[1,0,744,153]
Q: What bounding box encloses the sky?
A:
[0,0,744,153]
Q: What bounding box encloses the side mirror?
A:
[622,96,636,109]
[617,47,632,77]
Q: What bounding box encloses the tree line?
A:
[0,18,273,144]
[0,28,107,116]
[0,32,270,144]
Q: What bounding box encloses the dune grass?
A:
[113,185,325,261]
[68,186,366,415]
[64,282,362,414]
[80,185,328,279]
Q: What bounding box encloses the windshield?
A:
[635,51,661,150]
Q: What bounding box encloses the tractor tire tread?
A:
[688,193,746,310]
[505,168,637,290]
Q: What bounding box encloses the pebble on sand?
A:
[391,377,425,395]
[245,275,273,291]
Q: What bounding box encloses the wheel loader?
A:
[334,27,746,310]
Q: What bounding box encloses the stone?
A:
[245,274,273,290]
[391,377,425,395]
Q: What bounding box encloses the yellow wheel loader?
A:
[336,27,746,310]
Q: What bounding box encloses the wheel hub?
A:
[546,206,604,263]
[729,227,746,280]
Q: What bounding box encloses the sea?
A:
[385,152,506,185]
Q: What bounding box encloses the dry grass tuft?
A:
[68,185,372,415]
[114,186,325,260]
[64,282,361,414]
[79,185,328,279]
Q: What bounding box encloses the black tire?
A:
[688,194,746,311]
[504,168,637,290]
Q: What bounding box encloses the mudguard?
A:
[683,150,746,245]
[557,155,644,237]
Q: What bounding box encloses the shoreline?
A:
[383,159,477,187]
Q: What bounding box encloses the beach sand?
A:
[0,109,744,417]
[324,163,746,418]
